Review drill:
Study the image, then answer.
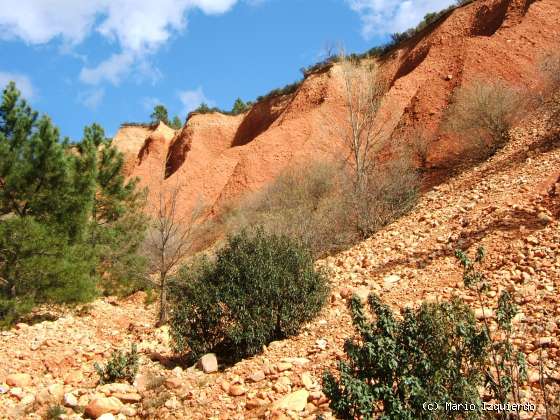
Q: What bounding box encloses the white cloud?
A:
[78,88,105,109]
[0,71,35,99]
[80,52,134,85]
[0,0,243,85]
[178,87,213,115]
[346,0,455,38]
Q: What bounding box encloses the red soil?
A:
[112,0,560,219]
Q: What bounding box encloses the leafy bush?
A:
[256,80,302,102]
[94,344,139,384]
[324,248,533,420]
[443,79,524,161]
[230,98,250,115]
[455,248,528,412]
[192,102,223,115]
[169,229,329,362]
[323,295,488,419]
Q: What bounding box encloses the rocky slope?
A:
[113,0,559,219]
[1,89,558,420]
[1,0,559,418]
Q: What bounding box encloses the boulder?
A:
[247,370,266,383]
[64,392,78,407]
[5,373,32,388]
[228,384,246,397]
[272,389,309,412]
[85,397,123,418]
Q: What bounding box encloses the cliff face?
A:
[113,0,560,218]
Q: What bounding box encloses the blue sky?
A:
[0,0,454,140]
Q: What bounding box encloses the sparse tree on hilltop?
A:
[231,98,249,115]
[151,104,169,125]
[170,115,183,129]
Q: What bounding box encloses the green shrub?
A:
[0,297,33,329]
[94,344,139,384]
[45,404,65,420]
[0,217,97,327]
[169,229,329,362]
[323,295,488,419]
[256,81,302,102]
[192,102,223,115]
[230,98,250,115]
[455,248,528,413]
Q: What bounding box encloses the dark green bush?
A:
[256,81,302,102]
[230,98,250,115]
[169,229,329,362]
[94,344,139,384]
[0,217,97,327]
[323,295,488,419]
[455,248,528,414]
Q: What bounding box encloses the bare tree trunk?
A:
[335,52,385,238]
[156,274,167,327]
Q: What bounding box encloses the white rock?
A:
[64,392,78,407]
[198,353,218,374]
[272,389,309,412]
[383,274,401,284]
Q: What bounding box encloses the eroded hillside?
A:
[1,84,558,420]
[113,0,559,219]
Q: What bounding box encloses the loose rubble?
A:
[1,88,559,420]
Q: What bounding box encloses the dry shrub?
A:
[540,52,560,93]
[444,79,525,161]
[351,154,419,239]
[223,162,351,258]
[224,158,418,258]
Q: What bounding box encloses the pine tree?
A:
[76,123,148,295]
[170,115,183,129]
[151,105,169,125]
[0,82,98,324]
[231,98,248,115]
[0,81,96,239]
[0,82,149,326]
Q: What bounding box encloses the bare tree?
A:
[144,161,204,327]
[335,52,389,237]
[338,53,386,189]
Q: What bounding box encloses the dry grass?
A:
[222,158,418,258]
[443,79,525,161]
[540,52,560,93]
